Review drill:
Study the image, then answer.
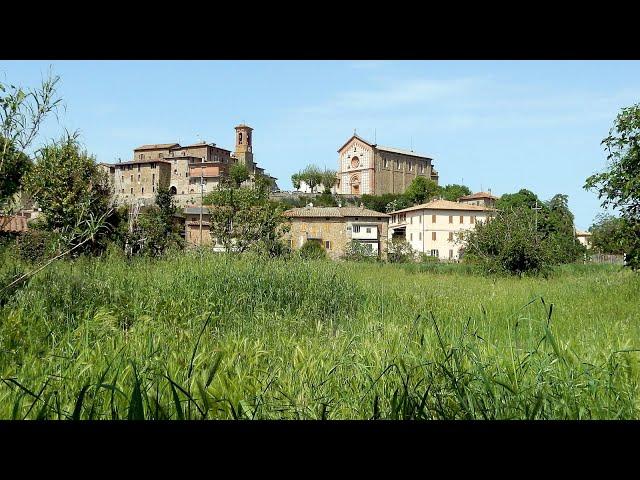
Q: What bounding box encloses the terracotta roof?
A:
[375,145,432,159]
[458,191,498,200]
[134,143,180,151]
[112,159,172,166]
[184,207,210,215]
[0,215,28,233]
[284,206,389,218]
[390,199,494,214]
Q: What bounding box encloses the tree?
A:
[589,214,633,254]
[440,184,472,202]
[291,173,302,191]
[361,193,405,213]
[126,189,183,257]
[585,103,640,269]
[388,238,416,263]
[460,207,553,276]
[292,164,323,193]
[496,189,541,211]
[25,133,112,253]
[299,240,326,260]
[343,240,376,261]
[320,168,338,193]
[0,70,62,218]
[404,177,440,205]
[229,163,250,188]
[204,182,289,255]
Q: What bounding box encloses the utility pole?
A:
[532,200,542,231]
[199,161,204,245]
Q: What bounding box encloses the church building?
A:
[336,133,438,196]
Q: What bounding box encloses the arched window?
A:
[239,132,243,144]
[170,186,177,195]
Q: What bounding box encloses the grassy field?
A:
[0,248,639,419]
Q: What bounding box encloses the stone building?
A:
[336,134,438,196]
[283,205,390,260]
[388,199,494,261]
[457,191,499,208]
[104,124,277,207]
[575,230,592,249]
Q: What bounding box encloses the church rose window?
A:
[351,157,360,168]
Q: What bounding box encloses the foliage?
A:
[461,207,553,276]
[292,164,323,193]
[343,240,376,261]
[314,192,338,207]
[15,229,56,263]
[0,137,31,210]
[124,187,184,257]
[320,168,337,193]
[589,214,634,254]
[440,184,472,202]
[205,182,289,254]
[418,253,440,264]
[384,196,412,213]
[404,176,440,205]
[298,240,327,260]
[388,238,416,263]
[361,193,405,213]
[0,70,62,212]
[585,103,640,270]
[229,163,250,188]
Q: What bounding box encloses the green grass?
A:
[0,248,638,419]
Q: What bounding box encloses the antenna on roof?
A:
[410,136,413,152]
[374,128,377,144]
[354,128,357,136]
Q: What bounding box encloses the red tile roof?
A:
[0,215,28,233]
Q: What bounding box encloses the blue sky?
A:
[1,60,638,229]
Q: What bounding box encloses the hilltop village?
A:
[91,124,504,261]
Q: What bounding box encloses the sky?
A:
[1,60,638,230]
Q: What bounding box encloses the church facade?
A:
[336,134,438,196]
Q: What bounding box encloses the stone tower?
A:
[234,124,255,172]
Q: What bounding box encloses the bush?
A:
[388,239,416,263]
[299,240,327,260]
[343,240,377,262]
[418,253,440,264]
[461,207,553,276]
[15,230,55,263]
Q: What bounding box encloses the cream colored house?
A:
[388,199,494,260]
[575,230,592,248]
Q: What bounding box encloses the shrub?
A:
[15,230,55,263]
[299,240,327,260]
[388,239,416,263]
[343,240,377,262]
[418,253,440,264]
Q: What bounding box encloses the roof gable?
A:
[337,134,373,153]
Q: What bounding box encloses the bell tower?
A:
[234,124,255,171]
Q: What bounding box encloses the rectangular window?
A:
[152,174,155,183]
[153,186,155,193]
[137,164,141,171]
[366,227,371,233]
[408,161,412,171]
[471,216,476,224]
[410,216,413,224]
[460,215,464,224]
[449,249,454,259]
[130,188,133,194]
[431,249,439,257]
[395,159,400,169]
[419,232,422,240]
[419,215,422,224]
[325,240,331,250]
[449,232,454,241]
[186,172,188,177]
[410,233,413,241]
[353,225,361,233]
[432,232,437,241]
[141,187,144,194]
[383,158,388,168]
[449,215,453,223]
[432,214,436,223]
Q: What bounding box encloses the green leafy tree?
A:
[460,207,553,276]
[404,177,440,205]
[204,182,289,255]
[0,70,61,219]
[293,164,323,193]
[388,238,416,263]
[343,240,376,261]
[229,163,250,188]
[496,189,541,211]
[361,193,405,213]
[320,168,337,193]
[25,133,112,253]
[588,214,634,254]
[440,184,472,202]
[291,172,302,191]
[585,103,640,269]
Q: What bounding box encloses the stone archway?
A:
[170,186,177,195]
